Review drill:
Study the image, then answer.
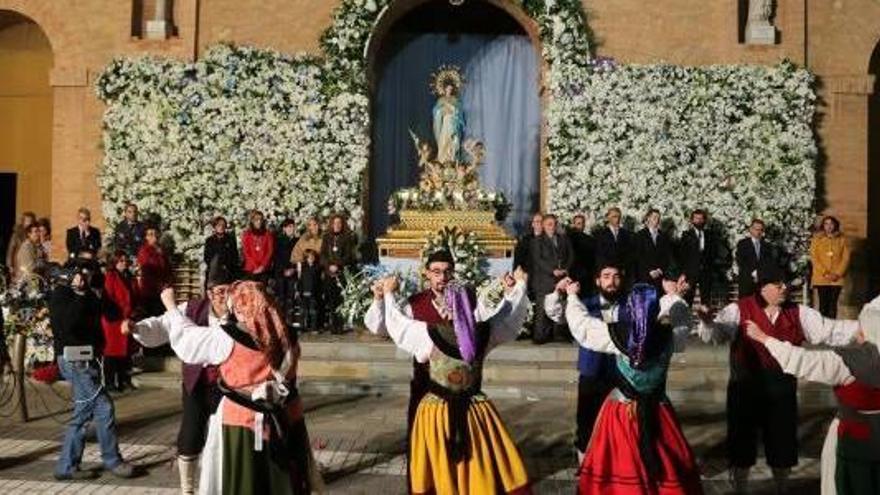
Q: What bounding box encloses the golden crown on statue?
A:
[430,65,464,96]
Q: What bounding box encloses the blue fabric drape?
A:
[370,33,541,237]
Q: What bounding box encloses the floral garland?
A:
[97,0,816,268]
[388,188,511,219]
[421,226,489,285]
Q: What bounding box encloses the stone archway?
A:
[364,0,546,238]
[868,40,880,297]
[0,10,53,250]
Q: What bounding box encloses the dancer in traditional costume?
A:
[133,282,321,494]
[697,263,862,493]
[744,296,876,495]
[544,263,620,464]
[365,250,532,494]
[131,258,231,494]
[561,277,703,495]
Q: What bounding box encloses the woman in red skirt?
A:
[561,278,703,495]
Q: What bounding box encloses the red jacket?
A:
[241,229,274,274]
[136,243,171,299]
[101,269,132,357]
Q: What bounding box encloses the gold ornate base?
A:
[377,209,516,258]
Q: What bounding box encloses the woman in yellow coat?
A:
[810,215,850,318]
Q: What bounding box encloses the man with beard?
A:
[678,208,717,306]
[131,258,233,494]
[544,262,622,463]
[363,250,527,485]
[567,214,596,290]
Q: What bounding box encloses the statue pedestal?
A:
[746,23,776,45]
[145,20,170,40]
[377,209,516,259]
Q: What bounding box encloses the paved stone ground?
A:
[0,379,831,494]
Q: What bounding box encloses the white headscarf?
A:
[858,295,880,347]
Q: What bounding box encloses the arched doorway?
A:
[0,10,53,258]
[868,41,880,297]
[366,0,543,238]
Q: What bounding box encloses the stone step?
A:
[133,371,837,409]
[145,336,733,373]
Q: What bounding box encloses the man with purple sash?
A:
[133,257,232,494]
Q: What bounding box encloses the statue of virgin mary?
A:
[431,66,466,164]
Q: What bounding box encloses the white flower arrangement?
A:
[96,1,816,271]
[421,226,489,285]
[547,59,817,270]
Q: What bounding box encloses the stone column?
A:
[745,0,776,45]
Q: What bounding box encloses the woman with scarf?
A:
[134,281,321,494]
[375,264,532,495]
[744,297,876,495]
[561,277,703,495]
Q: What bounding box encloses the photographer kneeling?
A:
[50,264,136,481]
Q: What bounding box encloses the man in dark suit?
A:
[633,208,674,288]
[530,214,573,344]
[594,207,633,278]
[113,203,145,258]
[566,214,596,291]
[735,218,775,297]
[513,212,543,275]
[678,208,717,305]
[65,207,102,259]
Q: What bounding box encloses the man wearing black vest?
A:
[697,262,862,494]
[132,258,232,494]
[543,262,621,463]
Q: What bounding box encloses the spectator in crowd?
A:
[513,212,543,274]
[567,213,596,291]
[321,214,357,333]
[101,250,135,392]
[50,262,135,481]
[14,224,44,283]
[273,218,299,321]
[113,203,145,258]
[203,216,239,279]
[241,210,274,284]
[135,225,172,317]
[595,206,633,278]
[65,207,102,259]
[530,214,573,344]
[633,208,674,289]
[810,215,850,318]
[36,217,52,261]
[735,218,775,297]
[6,211,37,275]
[292,216,323,265]
[678,208,718,305]
[298,249,323,332]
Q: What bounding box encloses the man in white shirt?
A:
[697,262,862,494]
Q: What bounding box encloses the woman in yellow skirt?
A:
[376,265,531,495]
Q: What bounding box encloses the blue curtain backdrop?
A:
[370,33,541,237]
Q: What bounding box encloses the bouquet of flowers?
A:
[336,264,421,327]
[421,226,489,285]
[1,273,56,378]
